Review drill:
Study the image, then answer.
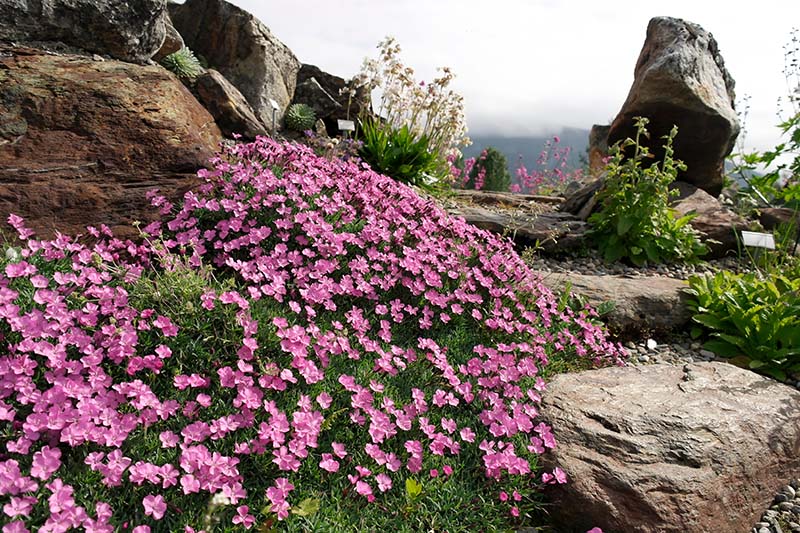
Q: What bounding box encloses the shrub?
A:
[457,147,512,192]
[0,139,624,531]
[160,47,203,80]
[588,117,707,265]
[686,263,800,381]
[285,104,317,133]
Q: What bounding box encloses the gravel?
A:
[526,249,753,279]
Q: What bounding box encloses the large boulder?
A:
[607,17,739,196]
[194,69,267,140]
[170,0,301,131]
[538,272,691,337]
[541,362,800,533]
[0,46,222,238]
[0,0,168,63]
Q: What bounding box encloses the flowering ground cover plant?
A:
[0,138,624,531]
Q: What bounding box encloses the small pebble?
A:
[779,502,794,511]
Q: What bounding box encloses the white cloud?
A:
[227,0,798,152]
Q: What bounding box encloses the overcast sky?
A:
[229,0,798,153]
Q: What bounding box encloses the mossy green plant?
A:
[160,46,203,80]
[285,103,317,132]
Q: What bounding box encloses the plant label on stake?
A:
[269,99,280,131]
[741,231,776,250]
[338,120,355,138]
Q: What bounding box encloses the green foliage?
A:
[357,115,446,191]
[160,47,203,80]
[686,263,800,381]
[588,117,707,265]
[465,147,512,192]
[285,103,317,132]
[729,29,799,208]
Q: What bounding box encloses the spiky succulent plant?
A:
[284,103,317,132]
[160,47,203,80]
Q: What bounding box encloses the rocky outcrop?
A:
[170,0,301,130]
[194,69,267,140]
[607,17,739,196]
[0,0,168,63]
[541,362,800,533]
[538,272,691,336]
[293,64,369,135]
[442,191,587,252]
[0,46,222,238]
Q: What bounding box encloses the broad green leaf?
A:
[291,498,320,517]
[405,477,423,500]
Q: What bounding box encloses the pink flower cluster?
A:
[511,136,585,195]
[0,138,624,530]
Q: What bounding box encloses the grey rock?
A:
[0,0,168,63]
[607,17,739,196]
[540,362,800,533]
[170,0,301,130]
[152,14,184,62]
[194,69,267,140]
[537,272,691,338]
[671,182,749,258]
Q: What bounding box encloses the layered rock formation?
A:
[0,46,222,238]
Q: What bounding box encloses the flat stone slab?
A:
[540,362,800,533]
[444,204,589,252]
[537,271,691,337]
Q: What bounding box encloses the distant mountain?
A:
[462,127,590,179]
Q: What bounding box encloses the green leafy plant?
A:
[588,116,707,265]
[160,46,203,80]
[686,264,800,381]
[358,114,445,190]
[350,37,470,192]
[285,103,317,132]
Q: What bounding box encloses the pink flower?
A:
[331,442,347,458]
[510,506,520,517]
[442,465,453,476]
[499,491,508,502]
[142,494,167,520]
[319,454,339,473]
[429,469,439,478]
[232,505,255,528]
[376,473,392,492]
[30,446,61,480]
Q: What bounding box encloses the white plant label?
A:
[741,231,776,250]
[338,120,356,132]
[269,99,280,111]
